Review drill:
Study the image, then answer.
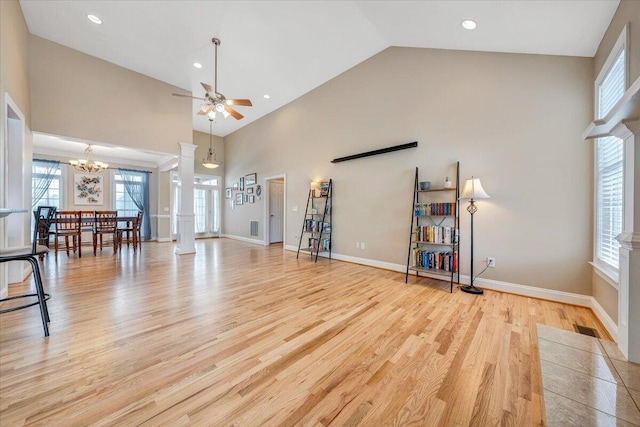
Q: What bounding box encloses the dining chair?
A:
[93,211,118,255]
[0,206,52,336]
[33,206,57,253]
[118,210,143,251]
[51,211,82,257]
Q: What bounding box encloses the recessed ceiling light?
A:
[461,19,477,30]
[263,94,270,99]
[87,14,102,25]
[193,62,203,69]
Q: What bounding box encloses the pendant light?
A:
[202,119,220,169]
[69,145,108,173]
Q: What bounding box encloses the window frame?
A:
[31,160,64,209]
[592,25,628,283]
[111,169,144,217]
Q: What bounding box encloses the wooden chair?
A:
[118,210,143,251]
[0,206,52,336]
[51,211,82,257]
[93,211,118,255]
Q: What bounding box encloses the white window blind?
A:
[597,48,625,118]
[596,136,623,268]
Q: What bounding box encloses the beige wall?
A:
[594,0,640,86]
[224,46,594,295]
[593,272,618,324]
[29,35,193,155]
[1,0,32,293]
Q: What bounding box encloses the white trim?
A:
[222,234,265,246]
[0,286,7,299]
[594,24,628,119]
[589,261,619,290]
[263,173,286,245]
[591,297,618,341]
[152,214,171,219]
[156,237,173,243]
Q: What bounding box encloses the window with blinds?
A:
[594,27,626,270]
[596,136,623,268]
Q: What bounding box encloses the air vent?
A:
[573,324,600,338]
[250,221,259,237]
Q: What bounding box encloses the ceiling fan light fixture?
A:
[222,110,230,118]
[214,101,226,113]
[207,110,216,120]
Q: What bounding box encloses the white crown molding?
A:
[583,75,640,140]
[617,231,640,250]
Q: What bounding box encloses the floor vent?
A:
[574,324,600,338]
[250,221,259,237]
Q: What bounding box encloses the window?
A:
[113,172,143,217]
[594,26,627,271]
[32,160,62,209]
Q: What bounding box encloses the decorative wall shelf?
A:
[582,75,640,140]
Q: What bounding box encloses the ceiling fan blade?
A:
[201,82,215,96]
[225,99,253,106]
[172,93,207,101]
[197,104,214,115]
[225,106,244,120]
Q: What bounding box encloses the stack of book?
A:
[415,226,457,244]
[414,203,456,216]
[413,248,458,272]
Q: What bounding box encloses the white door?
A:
[269,181,284,243]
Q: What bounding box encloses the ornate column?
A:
[175,142,196,255]
[615,119,640,363]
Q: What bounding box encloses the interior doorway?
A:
[263,174,286,245]
[3,94,27,285]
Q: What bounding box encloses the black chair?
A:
[33,206,57,254]
[0,206,51,336]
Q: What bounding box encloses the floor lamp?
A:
[460,177,490,294]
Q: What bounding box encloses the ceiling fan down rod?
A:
[212,37,220,95]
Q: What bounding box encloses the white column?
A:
[615,120,640,363]
[175,142,196,255]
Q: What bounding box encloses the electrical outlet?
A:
[292,206,298,212]
[487,257,496,268]
[361,242,366,249]
[294,235,299,241]
[356,242,360,249]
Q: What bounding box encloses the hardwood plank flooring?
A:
[0,239,609,426]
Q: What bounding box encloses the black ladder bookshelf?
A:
[297,179,332,262]
[405,163,460,292]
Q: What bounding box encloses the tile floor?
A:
[538,324,640,426]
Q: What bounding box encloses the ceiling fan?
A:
[173,38,252,120]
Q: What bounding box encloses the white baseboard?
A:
[590,297,618,341]
[222,234,266,246]
[156,237,173,243]
[0,286,7,299]
[283,245,617,339]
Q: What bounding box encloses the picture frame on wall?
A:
[249,195,255,203]
[245,173,257,186]
[233,182,238,190]
[244,194,248,203]
[239,177,245,191]
[247,187,253,195]
[235,192,243,205]
[74,173,104,205]
[225,188,232,199]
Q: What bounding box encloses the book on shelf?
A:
[415,225,457,244]
[413,203,456,216]
[412,248,458,272]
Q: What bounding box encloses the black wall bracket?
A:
[331,141,418,163]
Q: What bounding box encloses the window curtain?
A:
[32,159,60,208]
[118,168,151,240]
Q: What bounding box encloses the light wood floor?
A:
[0,239,609,426]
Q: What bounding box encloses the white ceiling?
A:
[21,0,619,139]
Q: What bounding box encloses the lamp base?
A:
[460,285,484,295]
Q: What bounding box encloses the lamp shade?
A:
[460,177,490,200]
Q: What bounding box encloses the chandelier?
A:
[202,119,221,169]
[69,145,108,173]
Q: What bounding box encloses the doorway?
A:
[263,174,286,245]
[3,94,26,285]
[171,173,221,239]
